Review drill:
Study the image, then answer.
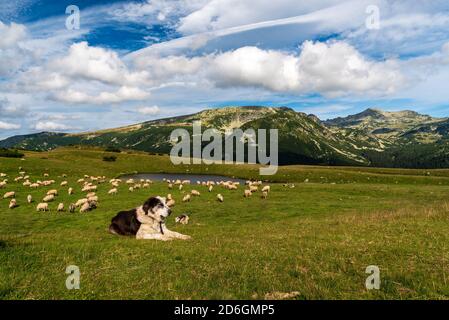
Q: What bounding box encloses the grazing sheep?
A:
[60,181,68,187]
[261,185,271,193]
[36,203,49,212]
[79,202,90,213]
[68,187,74,195]
[167,193,172,201]
[23,181,31,187]
[182,194,191,202]
[77,178,85,184]
[143,183,150,188]
[69,203,76,213]
[0,173,6,177]
[0,182,6,188]
[168,183,173,190]
[126,179,134,184]
[82,185,97,192]
[191,190,200,196]
[43,194,55,202]
[128,187,134,192]
[30,183,39,188]
[57,203,64,212]
[80,201,97,213]
[108,188,118,195]
[179,184,183,191]
[175,215,189,225]
[244,190,252,198]
[217,194,224,202]
[75,198,88,207]
[208,185,213,192]
[27,195,33,203]
[87,196,98,202]
[249,186,258,193]
[47,189,58,196]
[261,191,268,199]
[3,191,15,199]
[43,173,49,177]
[86,192,96,198]
[9,199,17,209]
[166,199,175,207]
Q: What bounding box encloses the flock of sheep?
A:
[1,168,272,221]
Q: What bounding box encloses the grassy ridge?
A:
[0,147,449,299]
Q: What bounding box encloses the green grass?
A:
[0,147,449,299]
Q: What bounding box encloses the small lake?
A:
[119,173,246,184]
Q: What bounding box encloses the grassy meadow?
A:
[0,147,448,299]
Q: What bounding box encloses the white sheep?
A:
[244,190,252,198]
[80,201,97,213]
[86,192,96,198]
[182,194,191,202]
[36,203,49,212]
[261,191,268,199]
[166,199,175,207]
[128,187,134,192]
[108,188,118,195]
[47,189,58,196]
[208,185,213,192]
[27,195,33,203]
[3,191,15,199]
[75,198,88,207]
[9,199,17,209]
[43,194,55,202]
[57,203,64,212]
[68,187,74,195]
[60,181,68,187]
[87,196,98,202]
[191,190,200,196]
[217,194,224,202]
[261,185,271,193]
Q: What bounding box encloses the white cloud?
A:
[137,106,161,115]
[53,86,150,105]
[177,0,343,35]
[0,21,31,76]
[0,120,20,130]
[0,98,28,118]
[51,42,149,86]
[33,121,72,131]
[132,40,405,97]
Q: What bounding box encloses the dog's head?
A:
[142,196,172,221]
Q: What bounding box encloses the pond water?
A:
[119,173,246,184]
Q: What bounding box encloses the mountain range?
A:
[2,106,449,168]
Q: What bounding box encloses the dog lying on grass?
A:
[109,196,191,241]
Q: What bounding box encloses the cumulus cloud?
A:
[51,42,149,86]
[33,121,73,131]
[137,106,161,115]
[0,120,20,130]
[131,40,405,97]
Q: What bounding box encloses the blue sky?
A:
[1,0,449,139]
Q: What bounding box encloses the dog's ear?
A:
[142,197,159,214]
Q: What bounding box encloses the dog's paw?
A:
[181,235,192,240]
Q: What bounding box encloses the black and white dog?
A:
[109,196,191,241]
